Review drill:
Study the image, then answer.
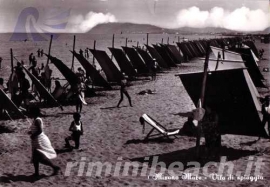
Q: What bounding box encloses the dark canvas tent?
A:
[90,49,122,83]
[0,89,25,119]
[153,45,177,67]
[232,48,265,88]
[159,44,179,65]
[176,42,193,61]
[195,41,206,55]
[46,54,79,87]
[108,47,137,77]
[243,41,259,58]
[22,66,62,108]
[177,68,268,137]
[190,41,203,57]
[72,51,112,89]
[210,46,261,111]
[185,42,198,57]
[122,46,149,73]
[164,44,183,64]
[145,45,169,68]
[135,47,155,69]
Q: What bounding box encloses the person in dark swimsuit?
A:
[117,73,132,108]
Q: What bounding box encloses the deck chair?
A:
[139,114,180,140]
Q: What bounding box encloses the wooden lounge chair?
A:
[139,114,180,140]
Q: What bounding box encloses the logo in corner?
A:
[10,7,71,41]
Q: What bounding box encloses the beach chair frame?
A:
[140,114,180,140]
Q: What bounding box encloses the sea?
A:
[0,33,219,83]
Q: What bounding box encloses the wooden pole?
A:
[161,38,163,44]
[137,41,139,48]
[93,40,96,65]
[46,35,53,65]
[92,40,96,89]
[112,34,115,48]
[10,48,13,73]
[178,36,180,43]
[167,37,169,44]
[146,33,149,46]
[199,42,211,107]
[125,38,128,47]
[195,42,211,155]
[71,35,76,71]
[111,34,115,60]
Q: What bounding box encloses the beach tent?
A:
[199,40,208,52]
[108,48,137,77]
[160,44,182,64]
[176,42,193,61]
[152,45,177,67]
[185,42,197,58]
[90,49,122,83]
[231,48,265,88]
[166,44,184,63]
[190,41,203,57]
[46,54,79,87]
[22,66,62,109]
[145,45,169,68]
[243,41,259,58]
[210,46,261,111]
[0,89,25,119]
[177,68,268,137]
[194,41,206,56]
[72,51,112,89]
[187,42,200,57]
[122,46,149,74]
[135,47,156,69]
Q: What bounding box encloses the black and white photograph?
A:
[0,0,269,186]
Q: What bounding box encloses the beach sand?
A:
[0,39,269,187]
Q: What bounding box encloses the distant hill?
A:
[88,23,164,34]
[88,22,238,35]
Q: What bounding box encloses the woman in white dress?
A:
[29,107,60,177]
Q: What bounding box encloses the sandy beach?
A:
[0,38,269,187]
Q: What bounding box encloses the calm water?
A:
[0,33,220,83]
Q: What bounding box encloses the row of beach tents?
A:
[1,36,269,138]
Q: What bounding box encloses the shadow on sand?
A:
[125,137,175,144]
[131,145,258,169]
[55,147,74,154]
[0,173,48,183]
[100,106,129,110]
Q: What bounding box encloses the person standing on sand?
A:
[29,53,33,65]
[151,58,159,81]
[75,67,86,113]
[37,49,41,58]
[65,112,84,149]
[117,73,132,108]
[79,49,83,56]
[19,73,30,111]
[28,107,60,177]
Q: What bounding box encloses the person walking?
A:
[117,73,132,108]
[29,53,33,65]
[28,107,60,177]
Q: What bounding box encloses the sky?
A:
[0,0,269,33]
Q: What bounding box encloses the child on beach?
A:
[65,113,84,149]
